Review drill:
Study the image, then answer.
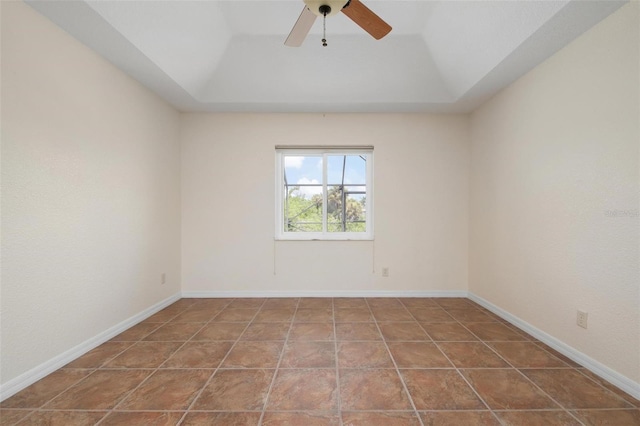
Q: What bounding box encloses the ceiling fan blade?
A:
[285,6,317,47]
[341,0,391,40]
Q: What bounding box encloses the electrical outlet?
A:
[381,267,389,277]
[577,310,588,329]
[161,273,166,285]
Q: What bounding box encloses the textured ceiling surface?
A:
[26,0,626,113]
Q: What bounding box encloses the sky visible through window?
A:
[284,155,367,200]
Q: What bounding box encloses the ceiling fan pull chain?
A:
[322,13,327,46]
[320,4,330,47]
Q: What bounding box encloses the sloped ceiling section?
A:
[26,0,626,113]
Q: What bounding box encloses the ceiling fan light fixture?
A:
[303,0,349,17]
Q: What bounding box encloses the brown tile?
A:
[366,298,403,308]
[281,341,336,368]
[213,308,258,322]
[495,410,581,425]
[1,369,90,408]
[64,342,132,368]
[409,308,455,322]
[533,342,581,367]
[13,410,106,425]
[45,370,150,409]
[388,342,452,368]
[342,411,420,425]
[241,322,290,340]
[465,322,530,341]
[0,410,32,426]
[104,342,182,368]
[399,298,438,308]
[111,322,162,341]
[266,369,337,410]
[573,409,640,425]
[118,369,210,410]
[100,411,183,425]
[182,412,261,426]
[262,298,299,309]
[577,369,640,407]
[337,342,394,368]
[371,308,414,321]
[193,369,274,410]
[420,322,478,341]
[522,369,632,409]
[340,369,412,410]
[438,342,508,368]
[145,308,181,322]
[168,299,198,310]
[335,323,381,340]
[333,297,368,309]
[192,322,246,341]
[298,298,333,309]
[294,308,333,322]
[401,369,485,410]
[222,341,283,368]
[435,298,474,309]
[420,411,500,426]
[263,412,340,425]
[379,322,429,341]
[254,308,295,322]
[334,308,373,322]
[189,298,232,310]
[462,369,559,410]
[172,308,219,322]
[162,341,232,368]
[227,298,265,309]
[143,322,203,341]
[289,323,334,341]
[488,342,569,368]
[446,308,496,322]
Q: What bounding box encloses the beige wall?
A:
[469,1,639,384]
[1,1,181,385]
[181,113,469,295]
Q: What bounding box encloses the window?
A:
[275,147,373,240]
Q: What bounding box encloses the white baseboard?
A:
[468,292,640,400]
[0,292,181,402]
[181,290,469,298]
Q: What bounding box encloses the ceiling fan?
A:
[285,0,392,47]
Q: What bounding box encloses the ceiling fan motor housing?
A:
[303,0,349,17]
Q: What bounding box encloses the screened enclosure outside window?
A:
[275,148,373,240]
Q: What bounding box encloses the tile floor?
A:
[1,297,639,425]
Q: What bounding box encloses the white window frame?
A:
[275,147,374,241]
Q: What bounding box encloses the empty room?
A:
[1,0,638,425]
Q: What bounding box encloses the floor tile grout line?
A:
[94,300,231,426]
[570,368,639,408]
[27,302,203,424]
[365,298,426,426]
[331,298,344,426]
[452,316,587,425]
[446,312,572,425]
[7,297,638,425]
[402,301,501,425]
[256,298,302,426]
[172,298,266,425]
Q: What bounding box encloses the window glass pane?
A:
[283,155,322,233]
[326,185,343,232]
[277,150,371,239]
[325,155,367,233]
[327,155,344,185]
[283,191,322,232]
[284,155,322,190]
